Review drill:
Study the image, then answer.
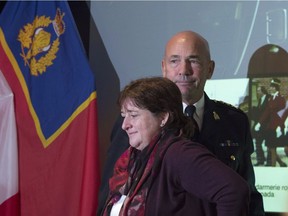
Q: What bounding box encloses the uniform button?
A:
[230,155,236,161]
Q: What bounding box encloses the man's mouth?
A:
[176,80,195,86]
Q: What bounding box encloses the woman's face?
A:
[121,99,166,150]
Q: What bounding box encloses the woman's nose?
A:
[122,116,130,130]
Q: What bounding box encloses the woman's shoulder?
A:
[170,137,210,151]
[164,137,215,163]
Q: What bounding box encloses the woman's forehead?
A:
[121,98,139,111]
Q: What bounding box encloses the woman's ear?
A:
[160,112,169,127]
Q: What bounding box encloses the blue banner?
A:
[0,1,96,146]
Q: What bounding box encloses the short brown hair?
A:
[118,77,193,137]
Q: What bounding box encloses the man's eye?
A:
[169,59,180,67]
[189,58,201,65]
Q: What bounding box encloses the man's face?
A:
[161,34,214,104]
[269,85,277,94]
[257,87,263,97]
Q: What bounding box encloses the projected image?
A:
[206,77,288,213]
[246,42,288,170]
[250,77,288,168]
[206,76,288,168]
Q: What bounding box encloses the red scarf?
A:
[102,129,181,216]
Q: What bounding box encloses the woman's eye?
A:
[130,114,138,118]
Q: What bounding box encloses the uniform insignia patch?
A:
[213,111,220,120]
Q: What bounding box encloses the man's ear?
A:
[207,60,215,79]
[161,59,166,77]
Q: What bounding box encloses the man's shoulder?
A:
[209,99,247,116]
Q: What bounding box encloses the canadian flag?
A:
[0,70,19,215]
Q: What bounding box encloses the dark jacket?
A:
[198,94,264,215]
[97,93,265,216]
[145,139,249,216]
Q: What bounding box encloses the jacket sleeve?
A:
[168,141,250,216]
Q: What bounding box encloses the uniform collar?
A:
[182,94,205,116]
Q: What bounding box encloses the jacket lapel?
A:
[198,94,221,143]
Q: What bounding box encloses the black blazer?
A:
[97,93,264,216]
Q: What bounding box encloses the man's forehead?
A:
[166,42,202,54]
[166,54,200,60]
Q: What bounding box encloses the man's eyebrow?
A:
[187,55,200,59]
[168,54,200,59]
[168,55,180,59]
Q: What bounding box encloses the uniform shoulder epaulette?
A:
[213,99,245,113]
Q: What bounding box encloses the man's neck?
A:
[184,93,204,105]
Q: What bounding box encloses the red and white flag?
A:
[0,70,19,216]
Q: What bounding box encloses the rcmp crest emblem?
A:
[18,8,65,76]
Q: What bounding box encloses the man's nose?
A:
[179,60,192,76]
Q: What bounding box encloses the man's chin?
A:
[178,86,193,95]
[180,88,199,101]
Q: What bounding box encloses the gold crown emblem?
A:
[18,8,66,76]
[53,8,65,36]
